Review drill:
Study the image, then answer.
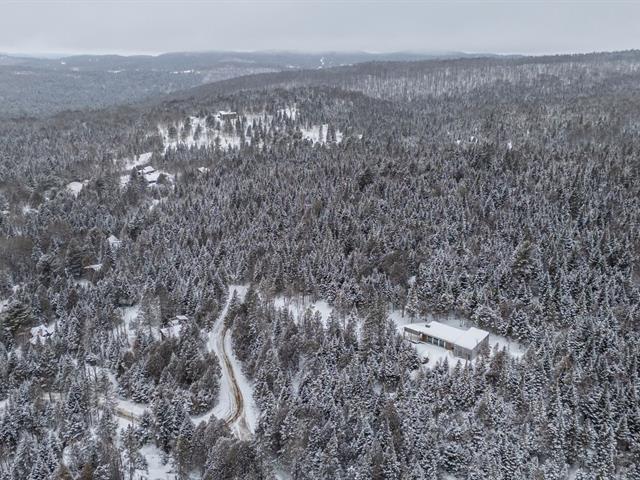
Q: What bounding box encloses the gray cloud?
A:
[0,0,638,55]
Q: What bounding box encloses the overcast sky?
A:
[0,0,638,56]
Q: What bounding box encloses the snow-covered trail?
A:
[194,285,257,440]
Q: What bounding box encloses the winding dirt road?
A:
[204,285,253,440]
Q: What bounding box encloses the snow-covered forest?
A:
[0,51,639,479]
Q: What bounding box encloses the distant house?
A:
[218,110,237,121]
[403,321,489,360]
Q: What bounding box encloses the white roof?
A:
[404,321,488,350]
[141,165,155,174]
[108,235,121,248]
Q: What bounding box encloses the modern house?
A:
[403,321,489,360]
[218,110,238,121]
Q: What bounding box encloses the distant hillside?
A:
[151,49,640,108]
[0,50,478,118]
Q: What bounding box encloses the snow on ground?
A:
[272,295,334,326]
[225,323,259,436]
[197,285,249,425]
[138,445,174,480]
[160,108,339,152]
[277,106,298,120]
[84,263,102,271]
[159,115,245,153]
[195,284,258,439]
[273,467,293,480]
[122,152,153,170]
[159,316,184,338]
[29,324,55,345]
[119,174,131,187]
[66,180,88,196]
[115,398,149,418]
[119,305,141,347]
[300,124,343,144]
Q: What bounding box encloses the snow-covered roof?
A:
[404,321,488,350]
[108,235,121,249]
[141,165,155,174]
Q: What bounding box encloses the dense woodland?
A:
[0,51,639,479]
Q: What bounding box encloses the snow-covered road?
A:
[194,285,257,440]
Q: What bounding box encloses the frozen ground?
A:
[300,124,343,144]
[272,295,334,326]
[159,108,342,153]
[66,180,88,196]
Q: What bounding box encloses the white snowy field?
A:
[65,180,88,196]
[272,295,334,326]
[159,107,343,154]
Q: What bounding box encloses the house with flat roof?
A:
[403,321,489,360]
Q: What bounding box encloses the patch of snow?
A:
[115,398,149,418]
[160,317,184,339]
[119,304,141,347]
[30,324,55,345]
[66,180,87,196]
[300,124,343,145]
[195,285,257,439]
[273,296,334,327]
[120,174,131,187]
[225,322,258,437]
[277,106,298,120]
[84,263,102,271]
[137,445,174,480]
[122,152,153,170]
[197,166,210,174]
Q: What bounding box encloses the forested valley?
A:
[0,51,639,479]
